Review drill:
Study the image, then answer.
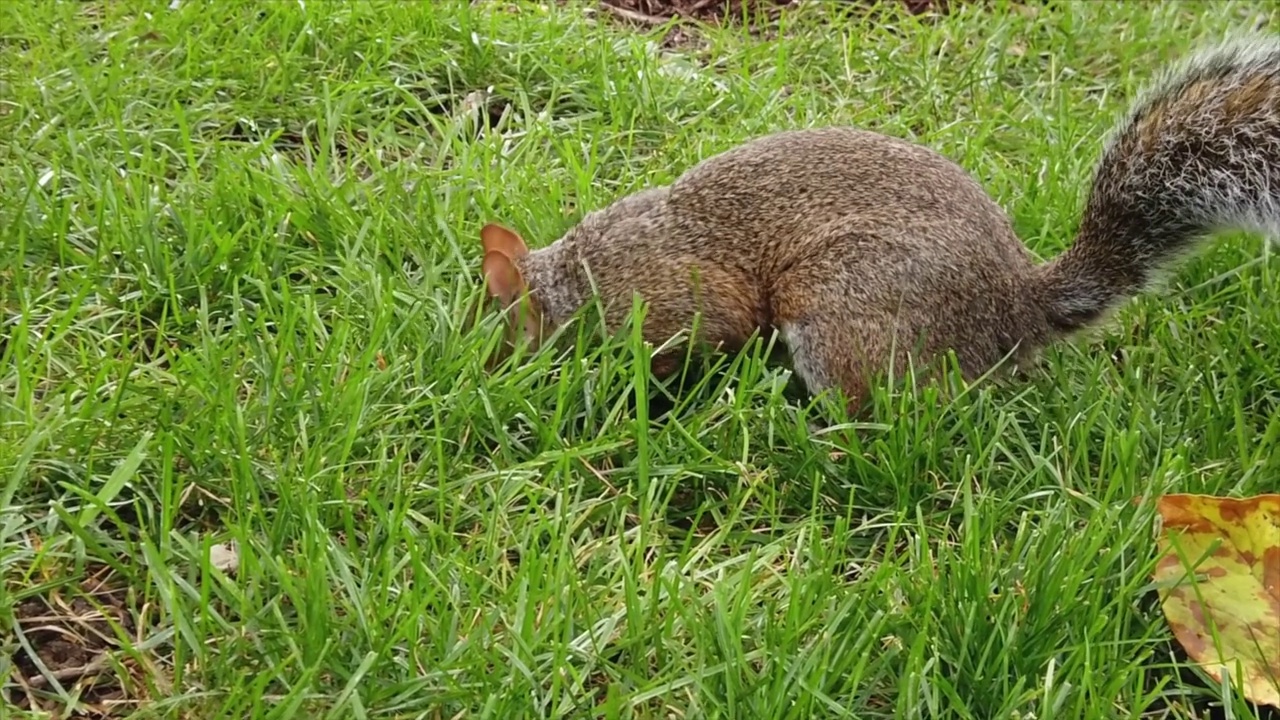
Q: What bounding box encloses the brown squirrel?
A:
[477,36,1280,414]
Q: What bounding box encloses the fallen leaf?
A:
[1153,493,1280,709]
[208,542,240,575]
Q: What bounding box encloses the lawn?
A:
[3,0,1279,718]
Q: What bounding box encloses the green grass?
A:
[3,0,1279,717]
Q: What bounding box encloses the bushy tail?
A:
[1040,35,1280,333]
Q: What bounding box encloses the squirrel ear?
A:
[482,250,525,305]
[481,223,529,259]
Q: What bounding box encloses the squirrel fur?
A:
[477,36,1280,413]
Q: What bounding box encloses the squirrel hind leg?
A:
[777,314,904,418]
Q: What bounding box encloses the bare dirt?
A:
[6,566,157,718]
[598,0,950,24]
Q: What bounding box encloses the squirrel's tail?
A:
[1040,35,1280,334]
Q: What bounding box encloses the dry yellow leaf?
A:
[1153,493,1280,709]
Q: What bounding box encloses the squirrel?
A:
[475,36,1280,414]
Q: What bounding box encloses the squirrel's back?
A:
[669,128,992,230]
[662,127,1035,278]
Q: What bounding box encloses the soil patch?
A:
[6,566,162,717]
[599,0,949,25]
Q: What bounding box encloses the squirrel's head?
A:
[479,223,548,358]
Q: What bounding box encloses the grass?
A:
[2,0,1279,717]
